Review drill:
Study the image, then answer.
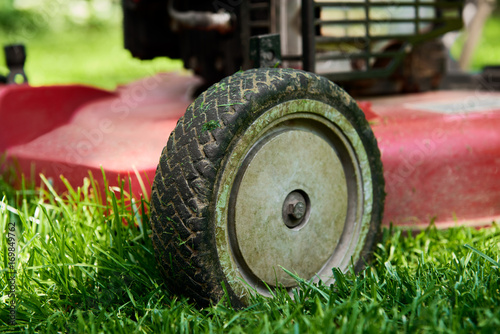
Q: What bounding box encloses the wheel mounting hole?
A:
[282,189,310,229]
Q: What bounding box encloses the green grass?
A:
[0,174,499,333]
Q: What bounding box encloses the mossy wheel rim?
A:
[215,99,372,299]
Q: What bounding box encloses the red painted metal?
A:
[0,84,114,151]
[2,73,200,199]
[364,91,500,228]
[2,74,499,229]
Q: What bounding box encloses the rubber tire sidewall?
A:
[150,68,384,307]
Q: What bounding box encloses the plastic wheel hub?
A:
[230,125,350,287]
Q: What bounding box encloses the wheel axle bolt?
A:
[288,201,306,220]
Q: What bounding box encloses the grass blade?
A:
[464,244,500,267]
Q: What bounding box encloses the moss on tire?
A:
[149,68,385,307]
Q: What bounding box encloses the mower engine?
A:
[123,0,463,95]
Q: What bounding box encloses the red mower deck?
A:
[2,73,499,229]
[366,92,500,228]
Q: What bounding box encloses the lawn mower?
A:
[1,0,500,307]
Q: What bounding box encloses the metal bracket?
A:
[249,33,282,69]
[5,44,28,85]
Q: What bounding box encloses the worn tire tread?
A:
[150,68,385,307]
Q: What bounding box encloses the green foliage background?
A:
[0,0,499,90]
[0,0,182,90]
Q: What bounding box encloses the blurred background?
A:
[0,0,183,89]
[0,0,499,90]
